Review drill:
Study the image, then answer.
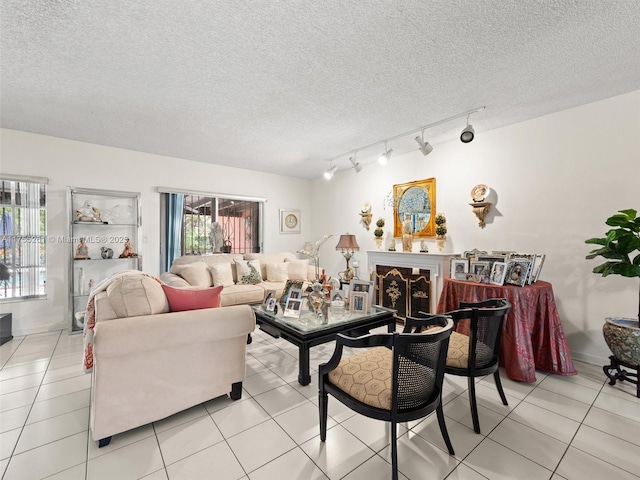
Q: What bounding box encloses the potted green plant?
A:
[585,208,640,320]
[374,218,385,249]
[586,208,640,396]
[434,213,447,251]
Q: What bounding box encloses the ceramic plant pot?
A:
[603,317,640,368]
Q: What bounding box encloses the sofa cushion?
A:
[172,261,212,287]
[220,284,265,306]
[266,262,289,282]
[286,259,310,280]
[106,275,170,318]
[162,285,223,312]
[210,263,235,287]
[234,259,263,285]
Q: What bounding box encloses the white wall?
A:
[309,90,640,365]
[0,130,313,335]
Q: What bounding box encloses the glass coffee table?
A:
[251,305,397,385]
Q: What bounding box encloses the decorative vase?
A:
[375,237,384,250]
[436,235,446,252]
[602,317,640,398]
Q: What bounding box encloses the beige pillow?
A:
[210,263,235,287]
[234,259,263,285]
[172,261,212,287]
[266,262,289,282]
[287,259,310,280]
[106,275,169,318]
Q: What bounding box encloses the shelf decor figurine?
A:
[374,218,385,249]
[119,237,138,258]
[435,213,447,252]
[75,237,90,259]
[75,200,104,223]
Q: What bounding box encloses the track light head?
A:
[378,147,393,165]
[323,165,337,180]
[414,136,434,156]
[349,156,362,173]
[460,116,475,143]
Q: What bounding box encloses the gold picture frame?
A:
[393,178,436,238]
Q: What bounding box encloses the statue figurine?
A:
[75,201,103,223]
[210,221,224,253]
[402,214,413,252]
[75,237,90,259]
[119,237,138,258]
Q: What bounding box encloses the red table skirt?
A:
[437,278,576,382]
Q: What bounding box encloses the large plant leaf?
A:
[585,237,606,246]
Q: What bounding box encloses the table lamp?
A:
[335,234,360,282]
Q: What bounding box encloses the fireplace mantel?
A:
[366,251,460,313]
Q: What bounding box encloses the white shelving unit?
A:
[68,187,141,333]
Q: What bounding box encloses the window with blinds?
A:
[182,195,261,255]
[0,179,47,300]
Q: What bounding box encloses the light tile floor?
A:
[1,327,639,480]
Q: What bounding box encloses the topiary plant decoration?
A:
[374,228,384,238]
[376,218,385,228]
[585,208,640,320]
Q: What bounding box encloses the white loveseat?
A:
[89,274,255,446]
[160,252,320,305]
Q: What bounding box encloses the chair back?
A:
[392,315,453,414]
[457,298,511,370]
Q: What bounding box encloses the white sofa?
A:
[89,274,255,446]
[160,252,320,305]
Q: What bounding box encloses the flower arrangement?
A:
[297,234,333,280]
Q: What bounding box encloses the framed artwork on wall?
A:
[280,209,301,234]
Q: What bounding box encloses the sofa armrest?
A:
[159,272,191,287]
[93,304,255,358]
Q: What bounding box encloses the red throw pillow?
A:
[162,284,223,312]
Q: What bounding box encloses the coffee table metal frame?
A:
[251,305,397,385]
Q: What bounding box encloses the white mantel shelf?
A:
[366,250,461,313]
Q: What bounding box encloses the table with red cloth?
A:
[437,278,577,382]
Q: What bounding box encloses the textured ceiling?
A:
[1,1,639,179]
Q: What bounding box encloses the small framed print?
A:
[280,279,304,307]
[532,254,546,282]
[265,297,277,312]
[350,279,374,312]
[284,296,303,317]
[504,259,531,287]
[349,291,368,314]
[262,289,276,308]
[450,258,468,280]
[280,209,301,234]
[490,261,507,285]
[470,261,490,276]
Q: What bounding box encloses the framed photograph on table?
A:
[504,259,531,287]
[450,258,468,280]
[280,209,301,234]
[349,291,368,314]
[490,261,507,285]
[284,297,303,317]
[350,279,374,312]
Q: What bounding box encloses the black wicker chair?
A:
[443,298,512,434]
[318,315,455,480]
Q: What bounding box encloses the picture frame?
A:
[265,297,277,312]
[450,258,468,280]
[279,209,301,234]
[470,260,491,277]
[504,259,531,287]
[475,254,507,273]
[350,279,374,312]
[532,254,546,282]
[490,261,507,285]
[262,289,276,308]
[463,248,488,260]
[508,253,537,284]
[284,297,303,317]
[349,291,368,314]
[392,177,436,238]
[280,279,304,307]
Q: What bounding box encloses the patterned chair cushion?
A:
[446,331,493,369]
[328,347,393,410]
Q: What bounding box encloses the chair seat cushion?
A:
[328,347,393,410]
[446,331,492,369]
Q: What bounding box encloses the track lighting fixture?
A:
[349,155,362,173]
[323,164,337,180]
[320,106,485,178]
[415,130,433,156]
[378,142,393,165]
[460,114,475,143]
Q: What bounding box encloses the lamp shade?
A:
[335,234,360,253]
